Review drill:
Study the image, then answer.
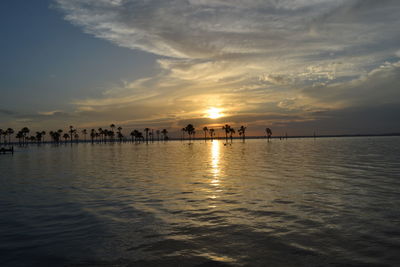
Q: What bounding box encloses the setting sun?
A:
[206,107,223,119]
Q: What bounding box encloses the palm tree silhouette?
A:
[29,136,36,144]
[35,131,43,144]
[69,126,75,144]
[90,129,96,144]
[82,129,87,142]
[117,126,123,142]
[117,131,124,142]
[222,124,231,143]
[229,128,235,142]
[6,128,14,144]
[41,131,46,143]
[238,126,247,142]
[2,130,8,144]
[0,129,4,145]
[266,128,272,141]
[21,127,30,146]
[57,129,63,144]
[16,131,23,145]
[98,128,103,143]
[130,130,135,142]
[50,130,61,144]
[144,128,150,144]
[63,133,70,143]
[137,132,144,142]
[185,124,195,142]
[203,126,208,141]
[161,129,168,141]
[209,128,215,141]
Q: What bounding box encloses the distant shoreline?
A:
[2,133,399,147]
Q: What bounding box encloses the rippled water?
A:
[1,137,400,266]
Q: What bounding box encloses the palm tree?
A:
[35,131,43,144]
[185,124,195,142]
[238,126,247,142]
[82,129,87,142]
[161,129,168,141]
[2,130,7,144]
[90,129,96,144]
[57,129,63,144]
[137,131,144,142]
[69,126,75,144]
[16,131,24,145]
[63,133,70,143]
[0,129,4,144]
[41,131,46,143]
[6,128,14,144]
[52,131,61,143]
[29,136,36,143]
[110,124,116,142]
[266,128,272,141]
[117,127,123,142]
[107,130,114,142]
[144,128,150,143]
[98,128,103,143]
[49,131,54,143]
[229,128,235,142]
[117,131,124,142]
[203,126,208,141]
[130,130,135,142]
[222,124,231,143]
[21,127,30,145]
[209,128,215,141]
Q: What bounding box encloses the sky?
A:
[1,0,400,136]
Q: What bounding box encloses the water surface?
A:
[1,137,400,266]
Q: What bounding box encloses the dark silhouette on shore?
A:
[203,126,208,141]
[184,124,195,143]
[222,124,231,143]
[238,126,247,142]
[1,123,279,151]
[209,128,215,141]
[266,128,272,142]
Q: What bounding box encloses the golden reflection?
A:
[206,140,222,208]
[211,140,220,185]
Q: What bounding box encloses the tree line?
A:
[1,124,274,146]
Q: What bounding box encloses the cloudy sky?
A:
[1,0,400,136]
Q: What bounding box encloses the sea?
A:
[1,137,399,266]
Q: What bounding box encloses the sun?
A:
[206,107,223,119]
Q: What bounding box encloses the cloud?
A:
[0,109,17,116]
[302,61,400,108]
[36,0,400,134]
[54,0,400,60]
[37,110,65,116]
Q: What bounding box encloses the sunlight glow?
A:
[206,107,223,119]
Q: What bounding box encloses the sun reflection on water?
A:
[211,140,220,186]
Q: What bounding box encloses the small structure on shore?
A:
[0,146,14,154]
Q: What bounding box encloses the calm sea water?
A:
[1,137,400,266]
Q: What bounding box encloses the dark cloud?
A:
[0,109,17,116]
